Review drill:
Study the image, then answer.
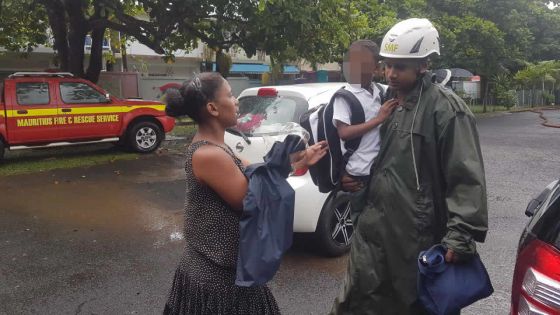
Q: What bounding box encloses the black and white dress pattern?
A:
[163,141,280,315]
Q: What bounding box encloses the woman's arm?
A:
[192,146,248,211]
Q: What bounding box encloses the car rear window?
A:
[548,190,560,249]
[532,185,560,250]
[236,95,308,136]
[16,82,50,105]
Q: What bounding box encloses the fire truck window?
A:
[16,82,50,105]
[60,82,107,104]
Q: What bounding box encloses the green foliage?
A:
[242,0,370,65]
[543,92,555,105]
[0,149,138,176]
[492,73,517,108]
[496,90,518,108]
[0,0,49,54]
[1,0,560,85]
[524,2,560,62]
[431,14,506,76]
[515,61,560,89]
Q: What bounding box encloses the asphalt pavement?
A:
[1,110,559,315]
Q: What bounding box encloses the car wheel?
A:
[314,191,354,257]
[127,121,164,153]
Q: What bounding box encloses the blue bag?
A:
[235,135,306,287]
[417,244,494,315]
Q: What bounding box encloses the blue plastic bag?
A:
[235,135,306,287]
[417,244,494,315]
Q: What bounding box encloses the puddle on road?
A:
[0,168,345,276]
[0,177,185,247]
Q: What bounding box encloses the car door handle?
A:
[61,108,72,113]
[17,110,28,114]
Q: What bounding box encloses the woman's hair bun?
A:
[164,88,187,117]
[164,72,225,121]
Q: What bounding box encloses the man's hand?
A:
[376,99,399,122]
[341,175,363,192]
[445,248,459,263]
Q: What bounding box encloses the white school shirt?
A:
[332,83,384,177]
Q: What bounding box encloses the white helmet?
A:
[380,18,440,59]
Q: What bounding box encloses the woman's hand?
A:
[304,141,329,166]
[291,141,328,170]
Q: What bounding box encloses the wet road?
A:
[1,110,560,315]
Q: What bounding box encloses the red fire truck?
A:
[0,72,175,160]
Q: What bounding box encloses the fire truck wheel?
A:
[0,139,4,161]
[127,121,163,153]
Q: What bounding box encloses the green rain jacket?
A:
[332,73,488,315]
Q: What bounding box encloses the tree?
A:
[2,0,558,87]
[1,0,250,82]
[239,0,370,71]
[471,0,534,72]
[515,61,560,92]
[32,0,213,83]
[0,0,49,54]
[0,0,370,83]
[525,2,560,61]
[354,0,398,43]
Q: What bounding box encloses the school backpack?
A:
[299,83,386,193]
[299,88,362,193]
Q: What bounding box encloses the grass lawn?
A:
[0,121,199,176]
[0,145,139,176]
[169,123,197,138]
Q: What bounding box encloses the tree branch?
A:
[101,19,166,54]
[180,22,238,50]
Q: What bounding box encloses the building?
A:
[0,35,304,100]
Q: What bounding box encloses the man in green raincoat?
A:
[331,18,488,314]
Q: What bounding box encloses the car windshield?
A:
[235,95,308,136]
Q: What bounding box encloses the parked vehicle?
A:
[0,72,175,160]
[225,83,356,256]
[511,179,560,314]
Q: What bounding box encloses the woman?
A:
[163,72,327,315]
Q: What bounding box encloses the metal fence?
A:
[516,89,560,108]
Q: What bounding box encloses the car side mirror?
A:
[104,93,111,103]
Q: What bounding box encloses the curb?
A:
[510,107,560,128]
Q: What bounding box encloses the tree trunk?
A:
[542,77,546,106]
[67,28,87,77]
[215,49,223,75]
[85,26,106,83]
[65,0,88,78]
[121,34,128,72]
[43,0,69,71]
[482,77,489,113]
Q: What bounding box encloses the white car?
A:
[225,83,354,256]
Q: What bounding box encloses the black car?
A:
[511,179,560,314]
